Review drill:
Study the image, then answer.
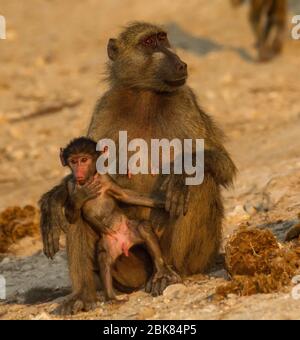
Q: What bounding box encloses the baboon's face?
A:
[107,30,188,92]
[68,154,96,185]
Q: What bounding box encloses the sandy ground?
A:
[1,0,300,320]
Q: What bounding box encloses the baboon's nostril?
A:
[176,61,187,73]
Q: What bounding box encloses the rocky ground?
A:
[1,0,300,320]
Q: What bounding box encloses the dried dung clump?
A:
[216,227,300,298]
[0,205,40,253]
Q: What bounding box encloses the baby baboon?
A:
[40,22,236,314]
[232,0,287,61]
[60,137,180,307]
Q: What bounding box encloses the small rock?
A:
[11,150,25,161]
[32,312,51,320]
[136,307,156,320]
[1,257,10,265]
[227,205,250,221]
[22,264,33,271]
[201,305,217,313]
[210,269,229,280]
[243,203,258,215]
[163,284,187,298]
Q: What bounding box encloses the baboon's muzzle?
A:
[161,48,188,87]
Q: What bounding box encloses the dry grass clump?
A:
[216,227,300,297]
[0,205,39,253]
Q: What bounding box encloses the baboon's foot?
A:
[145,266,182,296]
[272,39,283,55]
[55,293,98,315]
[258,47,273,62]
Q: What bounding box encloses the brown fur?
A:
[40,22,236,314]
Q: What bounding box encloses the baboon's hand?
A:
[72,176,102,206]
[42,224,61,260]
[161,174,190,218]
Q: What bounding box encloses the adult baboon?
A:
[40,22,236,314]
[232,0,287,61]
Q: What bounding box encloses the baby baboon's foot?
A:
[55,293,98,315]
[146,266,182,297]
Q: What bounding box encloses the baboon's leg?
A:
[249,0,266,42]
[160,175,223,276]
[136,221,181,296]
[250,0,286,61]
[97,244,116,300]
[269,0,287,55]
[249,0,273,61]
[57,221,98,315]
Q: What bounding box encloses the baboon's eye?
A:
[157,32,167,41]
[143,36,156,47]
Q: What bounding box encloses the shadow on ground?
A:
[290,0,300,14]
[166,22,255,62]
[23,287,71,305]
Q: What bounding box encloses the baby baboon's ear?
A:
[107,38,119,61]
[60,148,67,167]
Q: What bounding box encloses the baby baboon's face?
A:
[68,154,96,185]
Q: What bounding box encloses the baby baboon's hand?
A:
[71,177,102,206]
[161,174,190,218]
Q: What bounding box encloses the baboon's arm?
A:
[64,178,103,223]
[39,176,71,259]
[190,90,237,188]
[204,147,237,188]
[109,186,165,208]
[64,196,82,224]
[101,174,165,208]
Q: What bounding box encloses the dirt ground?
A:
[1,0,300,320]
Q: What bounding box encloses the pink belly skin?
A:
[102,220,135,260]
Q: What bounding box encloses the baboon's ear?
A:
[60,148,67,167]
[107,38,118,61]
